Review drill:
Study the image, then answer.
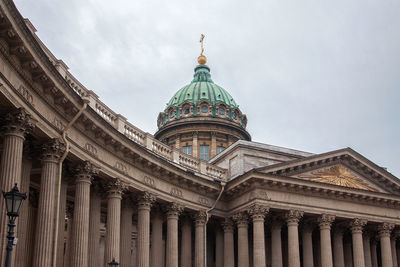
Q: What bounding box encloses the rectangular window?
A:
[217,146,225,154]
[182,145,192,156]
[199,145,210,161]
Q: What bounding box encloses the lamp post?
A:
[2,184,26,267]
[108,258,119,266]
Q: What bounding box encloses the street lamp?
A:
[108,258,119,266]
[2,184,26,267]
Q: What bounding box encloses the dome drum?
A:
[156,61,250,161]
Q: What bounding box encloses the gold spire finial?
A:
[198,33,207,65]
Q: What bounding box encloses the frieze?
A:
[170,187,183,198]
[114,161,128,174]
[248,190,271,201]
[198,197,210,206]
[84,143,98,158]
[143,176,156,188]
[18,85,34,105]
[53,117,65,131]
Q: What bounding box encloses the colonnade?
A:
[1,108,400,267]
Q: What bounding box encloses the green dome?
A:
[166,65,238,109]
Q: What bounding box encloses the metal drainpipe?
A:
[52,97,89,267]
[204,179,226,267]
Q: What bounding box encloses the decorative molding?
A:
[114,161,128,174]
[170,187,183,198]
[143,176,156,188]
[84,143,98,158]
[53,117,65,131]
[198,197,210,206]
[17,85,34,105]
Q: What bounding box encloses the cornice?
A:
[224,171,400,210]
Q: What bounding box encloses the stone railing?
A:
[62,72,227,180]
[27,18,228,181]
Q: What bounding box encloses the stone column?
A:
[89,183,102,267]
[350,219,367,267]
[14,155,32,267]
[193,132,199,158]
[215,225,224,267]
[233,211,249,267]
[181,216,192,267]
[285,210,303,267]
[136,192,156,267]
[302,224,314,267]
[56,178,68,267]
[32,138,65,267]
[26,190,38,267]
[370,238,378,267]
[344,239,353,267]
[271,220,283,267]
[195,211,207,267]
[391,236,398,267]
[333,228,345,267]
[70,161,97,267]
[223,218,235,267]
[104,179,125,265]
[151,207,163,267]
[132,225,137,267]
[211,132,217,157]
[64,205,74,267]
[363,232,372,267]
[166,203,184,267]
[0,108,33,266]
[318,214,335,267]
[120,198,134,267]
[378,223,394,267]
[248,204,269,267]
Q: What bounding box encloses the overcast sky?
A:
[14,0,400,177]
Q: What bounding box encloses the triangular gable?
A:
[255,148,400,195]
[296,165,379,192]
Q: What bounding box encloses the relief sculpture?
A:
[298,165,377,192]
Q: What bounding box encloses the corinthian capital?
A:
[137,191,156,209]
[285,210,304,225]
[378,222,395,238]
[166,202,184,218]
[247,203,269,221]
[2,108,35,137]
[222,218,234,232]
[75,161,99,183]
[350,218,367,233]
[232,211,249,227]
[194,210,207,225]
[318,214,336,229]
[41,138,66,162]
[106,178,127,197]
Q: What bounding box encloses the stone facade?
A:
[0,1,399,267]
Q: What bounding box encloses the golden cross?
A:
[200,34,205,56]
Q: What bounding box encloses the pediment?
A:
[255,148,400,195]
[294,164,380,192]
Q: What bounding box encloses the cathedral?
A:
[0,1,399,267]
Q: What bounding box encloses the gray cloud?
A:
[14,0,400,176]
